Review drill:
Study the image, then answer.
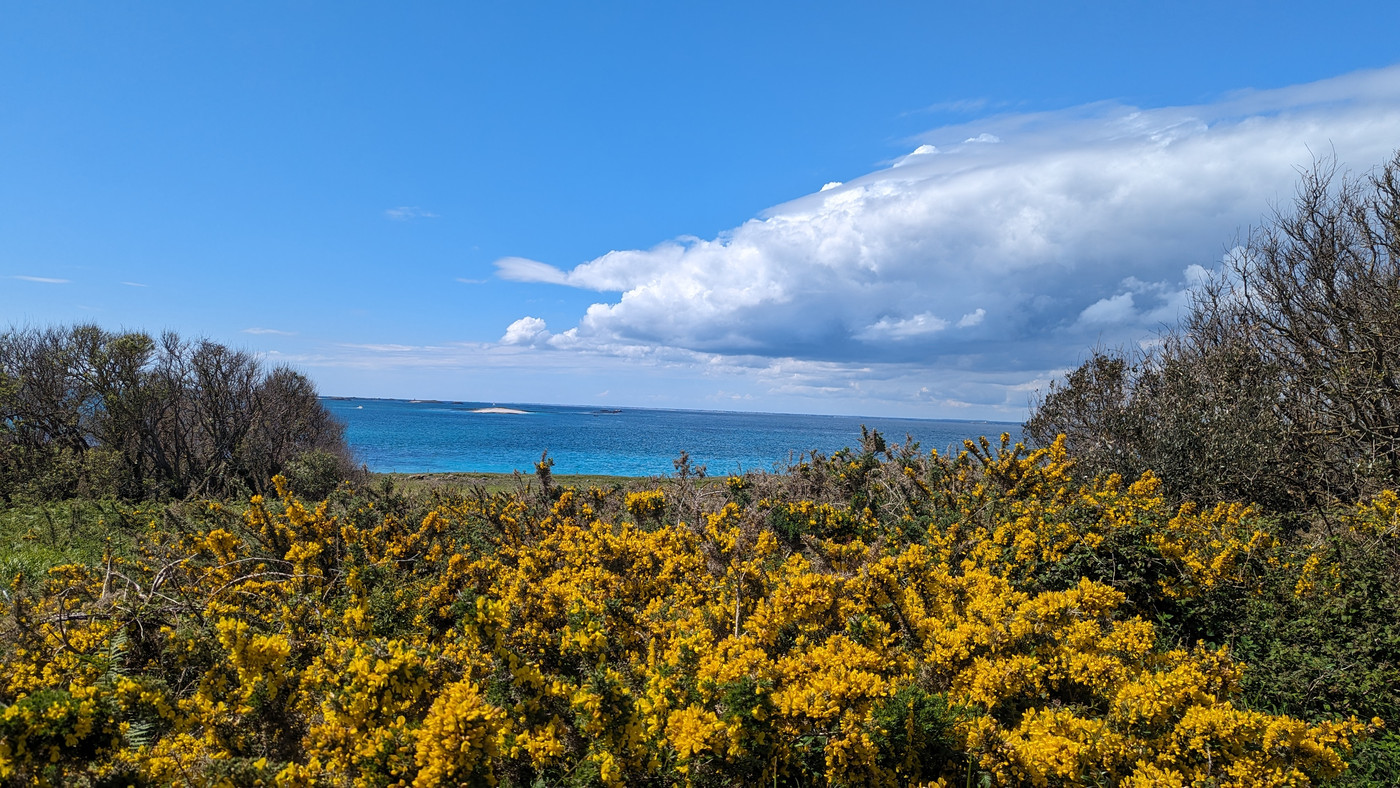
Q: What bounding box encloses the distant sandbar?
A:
[471,407,530,414]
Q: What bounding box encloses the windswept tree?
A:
[1026,149,1400,510]
[0,324,355,501]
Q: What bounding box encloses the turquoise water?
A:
[322,398,1022,477]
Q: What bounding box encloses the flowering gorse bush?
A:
[0,437,1384,786]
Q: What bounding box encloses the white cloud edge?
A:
[12,275,70,284]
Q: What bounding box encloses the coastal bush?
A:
[1026,149,1400,511]
[0,436,1384,787]
[283,449,350,500]
[0,324,357,502]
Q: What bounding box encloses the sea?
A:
[323,397,1023,477]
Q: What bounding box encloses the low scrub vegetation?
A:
[2,436,1396,786]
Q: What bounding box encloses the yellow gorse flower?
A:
[0,454,1378,787]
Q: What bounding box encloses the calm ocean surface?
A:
[324,398,1023,477]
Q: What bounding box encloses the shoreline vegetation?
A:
[3,152,1400,786]
[381,470,650,495]
[4,437,1397,786]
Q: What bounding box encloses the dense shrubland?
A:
[0,325,356,502]
[2,436,1396,786]
[1015,149,1400,783]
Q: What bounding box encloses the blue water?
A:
[322,398,1022,477]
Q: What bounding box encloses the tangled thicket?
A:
[1025,150,1400,512]
[0,324,355,503]
[3,433,1393,787]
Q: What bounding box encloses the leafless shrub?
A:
[0,325,354,501]
[1027,150,1400,510]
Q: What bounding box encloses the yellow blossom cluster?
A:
[0,437,1380,787]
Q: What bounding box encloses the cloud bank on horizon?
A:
[488,65,1400,416]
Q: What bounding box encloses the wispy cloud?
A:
[121,281,148,287]
[495,257,571,286]
[384,206,440,221]
[855,313,950,341]
[456,277,487,285]
[338,342,422,352]
[490,65,1400,415]
[12,275,70,284]
[242,327,297,336]
[903,98,1004,117]
[957,309,986,328]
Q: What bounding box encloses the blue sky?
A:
[4,3,1400,419]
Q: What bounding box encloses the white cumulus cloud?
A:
[501,316,551,346]
[1078,293,1137,325]
[957,308,986,328]
[491,65,1400,414]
